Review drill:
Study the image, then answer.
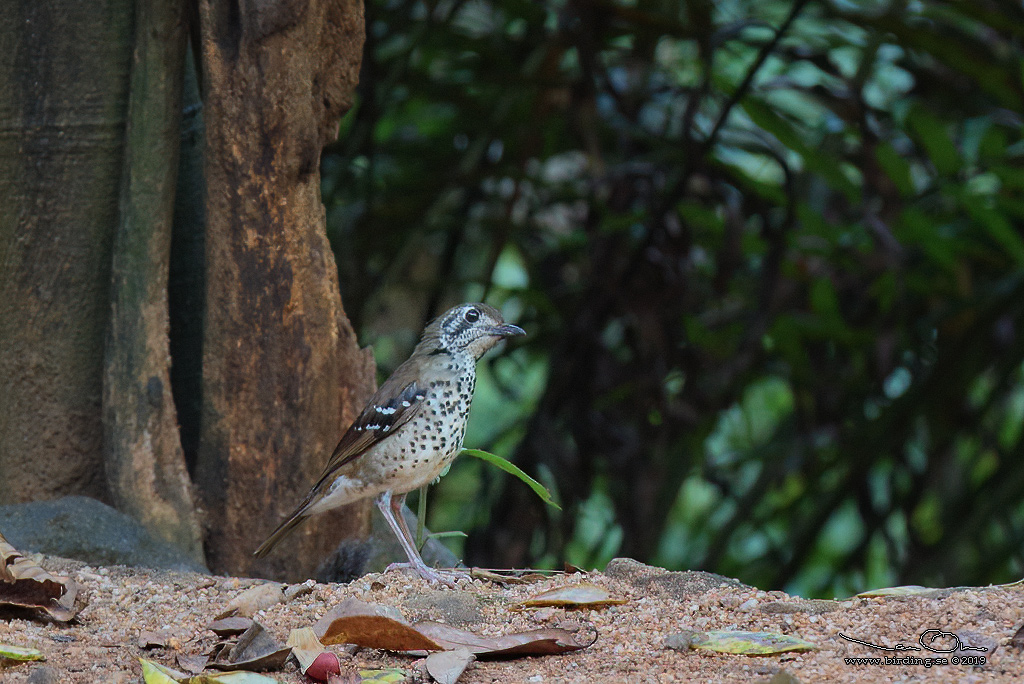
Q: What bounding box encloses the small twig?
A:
[702,0,812,155]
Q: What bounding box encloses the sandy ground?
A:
[1,556,1022,683]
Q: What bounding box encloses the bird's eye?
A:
[464,308,480,323]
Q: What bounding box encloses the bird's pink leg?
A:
[376,491,468,587]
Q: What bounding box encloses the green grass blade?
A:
[461,449,561,510]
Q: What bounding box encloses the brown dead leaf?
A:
[176,652,209,674]
[283,580,315,602]
[313,598,597,660]
[0,531,84,622]
[413,620,598,659]
[207,617,255,637]
[515,582,628,610]
[1010,624,1024,649]
[217,583,285,619]
[207,621,291,672]
[315,598,443,652]
[138,629,173,649]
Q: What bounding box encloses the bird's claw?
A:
[384,562,470,588]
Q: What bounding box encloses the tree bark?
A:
[195,0,372,579]
[0,0,134,505]
[102,0,205,565]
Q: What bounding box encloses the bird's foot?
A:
[384,562,471,588]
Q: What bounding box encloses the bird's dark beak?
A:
[489,323,525,338]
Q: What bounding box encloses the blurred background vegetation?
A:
[319,0,1024,598]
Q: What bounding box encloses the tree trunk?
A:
[102,0,205,565]
[195,0,372,579]
[0,0,134,505]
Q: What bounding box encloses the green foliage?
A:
[461,449,561,510]
[323,0,1024,596]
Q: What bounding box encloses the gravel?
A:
[2,556,1023,683]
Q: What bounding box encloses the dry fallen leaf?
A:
[469,568,551,585]
[854,585,934,598]
[413,620,598,658]
[139,656,283,684]
[287,626,327,674]
[139,629,174,649]
[176,653,209,675]
[217,583,285,619]
[283,580,315,603]
[314,598,597,661]
[207,617,255,637]
[1010,624,1024,649]
[315,598,443,652]
[425,648,475,684]
[515,582,628,610]
[0,531,84,622]
[207,622,291,672]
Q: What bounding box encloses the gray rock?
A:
[316,504,461,583]
[0,496,207,573]
[664,632,695,651]
[364,504,461,573]
[604,558,748,600]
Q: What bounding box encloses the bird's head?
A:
[416,303,525,360]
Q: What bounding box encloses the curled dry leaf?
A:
[315,598,443,652]
[425,648,475,684]
[283,580,315,603]
[0,531,84,622]
[286,626,327,673]
[313,598,598,660]
[1009,624,1024,649]
[413,620,598,659]
[138,629,174,649]
[207,617,255,637]
[217,583,285,619]
[515,582,628,610]
[854,585,934,598]
[207,622,291,672]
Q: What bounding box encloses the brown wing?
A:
[310,377,426,491]
[255,371,428,558]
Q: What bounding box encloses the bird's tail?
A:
[253,504,311,558]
